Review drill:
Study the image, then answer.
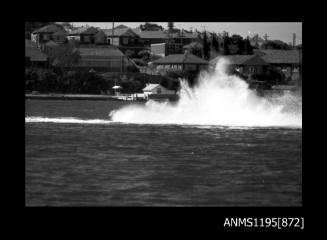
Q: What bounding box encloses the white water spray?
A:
[25,116,114,124]
[109,58,302,128]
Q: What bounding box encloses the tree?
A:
[137,49,151,59]
[202,31,210,60]
[243,38,254,54]
[25,22,54,39]
[185,42,203,58]
[223,36,230,55]
[49,41,81,74]
[140,22,164,31]
[125,49,135,58]
[60,22,75,32]
[211,33,220,53]
[261,40,292,50]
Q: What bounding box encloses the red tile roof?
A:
[210,55,268,66]
[77,46,125,57]
[103,28,139,37]
[52,29,67,36]
[25,45,48,61]
[138,31,170,39]
[183,41,202,49]
[137,30,198,39]
[33,24,66,34]
[82,27,99,35]
[259,50,302,64]
[68,26,99,35]
[44,40,59,47]
[25,39,37,48]
[68,26,89,35]
[143,83,162,91]
[152,53,208,65]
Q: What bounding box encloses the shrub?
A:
[125,50,135,58]
[137,49,150,59]
[132,58,147,67]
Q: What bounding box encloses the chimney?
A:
[184,51,189,58]
[293,33,296,47]
[168,22,174,32]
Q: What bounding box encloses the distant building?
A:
[151,43,184,56]
[67,26,103,45]
[135,29,198,47]
[140,23,164,31]
[103,28,141,47]
[136,30,170,45]
[143,83,176,101]
[42,40,60,56]
[152,52,208,74]
[31,24,67,46]
[143,83,175,95]
[183,42,203,57]
[249,35,265,48]
[210,55,269,76]
[25,39,48,68]
[254,49,302,82]
[71,46,137,72]
[102,27,147,55]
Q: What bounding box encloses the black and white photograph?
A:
[25,22,302,210]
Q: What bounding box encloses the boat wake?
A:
[109,58,302,128]
[25,116,114,124]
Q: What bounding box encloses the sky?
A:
[71,22,302,44]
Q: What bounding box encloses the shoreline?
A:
[25,94,143,101]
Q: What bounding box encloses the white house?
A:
[142,83,175,98]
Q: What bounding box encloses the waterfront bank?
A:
[25,93,144,101]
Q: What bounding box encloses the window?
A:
[157,88,162,94]
[83,35,90,42]
[281,67,288,72]
[122,37,129,45]
[249,67,256,73]
[185,64,196,71]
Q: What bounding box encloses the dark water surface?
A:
[25,99,302,206]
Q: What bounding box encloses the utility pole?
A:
[293,33,296,48]
[112,21,114,45]
[299,50,302,86]
[263,33,269,41]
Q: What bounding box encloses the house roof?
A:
[94,30,107,43]
[52,29,67,36]
[115,24,129,29]
[25,39,37,48]
[25,46,48,61]
[82,27,99,35]
[77,46,125,57]
[68,26,99,35]
[103,28,139,37]
[183,41,202,49]
[249,35,265,42]
[137,30,198,40]
[138,31,169,39]
[152,53,208,65]
[171,32,198,39]
[143,84,163,91]
[210,55,268,66]
[44,40,59,47]
[68,26,89,35]
[259,50,302,64]
[33,24,66,34]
